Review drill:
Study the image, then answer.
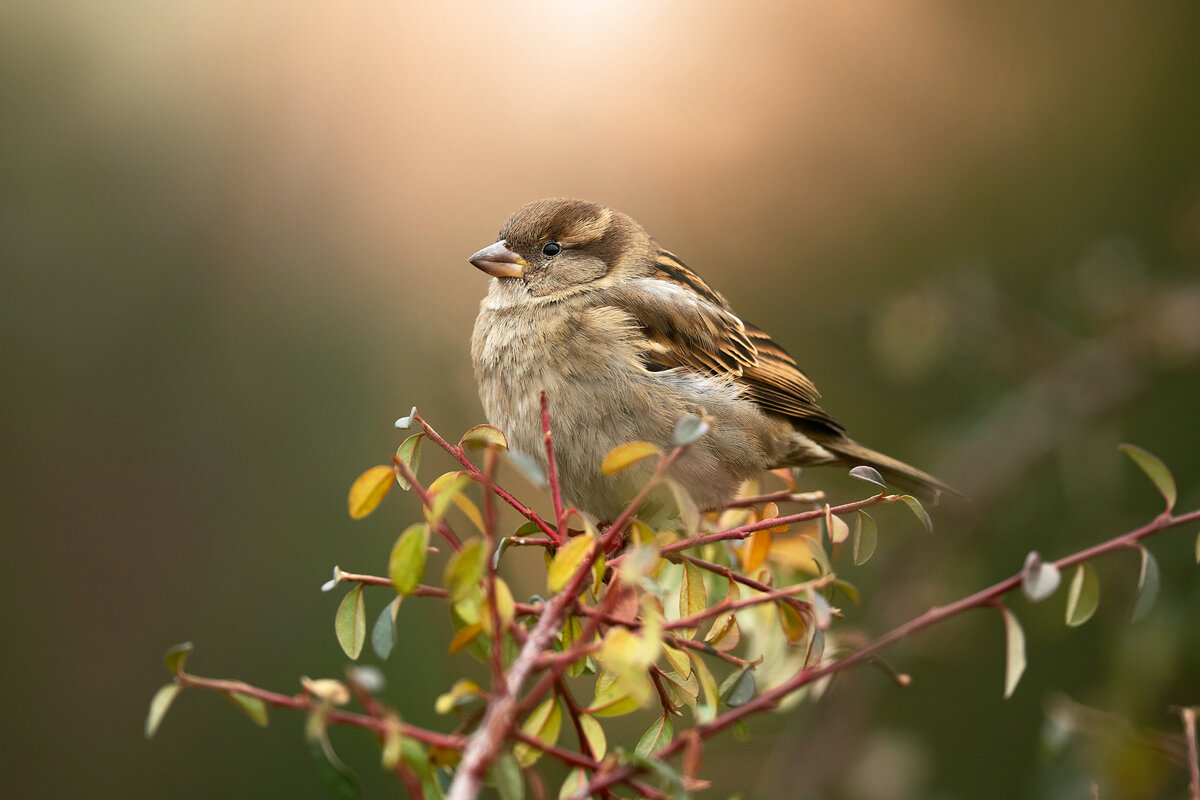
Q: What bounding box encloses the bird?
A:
[468,198,959,525]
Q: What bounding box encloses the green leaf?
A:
[999,605,1026,699]
[394,433,424,490]
[719,668,755,708]
[1020,551,1062,603]
[1118,443,1176,511]
[689,650,720,723]
[513,697,563,768]
[223,691,269,726]
[372,597,400,660]
[1131,545,1160,623]
[481,577,516,636]
[380,716,404,771]
[163,641,194,675]
[848,465,887,489]
[673,414,710,446]
[852,511,877,565]
[390,524,429,596]
[308,731,363,799]
[677,561,707,638]
[635,715,674,758]
[1065,563,1100,627]
[1195,531,1199,564]
[335,584,367,660]
[899,495,933,533]
[348,465,394,519]
[145,683,180,738]
[601,441,661,475]
[558,768,589,800]
[491,752,524,800]
[561,616,588,678]
[587,670,641,717]
[426,472,472,527]
[445,538,486,602]
[579,713,607,759]
[548,533,596,594]
[662,643,691,679]
[666,479,700,534]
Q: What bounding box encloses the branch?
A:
[174,673,464,750]
[414,412,560,541]
[576,504,1200,798]
[541,391,567,538]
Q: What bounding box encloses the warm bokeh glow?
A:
[5,1,1199,798]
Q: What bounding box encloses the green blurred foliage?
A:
[3,1,1199,798]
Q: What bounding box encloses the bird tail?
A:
[821,438,965,504]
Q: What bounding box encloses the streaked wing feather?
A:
[607,251,844,433]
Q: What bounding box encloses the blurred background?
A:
[4,1,1200,798]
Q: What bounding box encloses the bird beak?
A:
[469,241,526,278]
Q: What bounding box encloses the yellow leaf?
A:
[662,643,691,679]
[348,466,394,519]
[560,616,589,678]
[513,697,563,767]
[548,533,596,594]
[481,577,515,636]
[587,670,641,717]
[677,561,707,637]
[601,441,661,475]
[448,623,483,655]
[444,538,486,602]
[459,424,508,450]
[426,472,473,527]
[742,530,771,573]
[578,713,607,759]
[778,603,808,644]
[435,679,482,714]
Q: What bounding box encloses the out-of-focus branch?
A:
[576,504,1200,798]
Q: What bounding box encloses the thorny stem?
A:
[575,506,1200,799]
[414,412,560,541]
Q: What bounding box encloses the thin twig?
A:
[577,505,1200,798]
[174,673,464,749]
[391,455,463,551]
[541,391,567,540]
[1181,707,1200,800]
[414,412,560,540]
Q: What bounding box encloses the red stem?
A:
[578,505,1200,798]
[391,456,463,551]
[414,412,560,541]
[540,391,567,541]
[175,673,464,750]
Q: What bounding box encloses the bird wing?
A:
[607,249,844,434]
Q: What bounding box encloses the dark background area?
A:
[4,1,1199,798]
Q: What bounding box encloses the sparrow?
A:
[469,198,959,524]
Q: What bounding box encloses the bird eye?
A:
[542,242,562,257]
